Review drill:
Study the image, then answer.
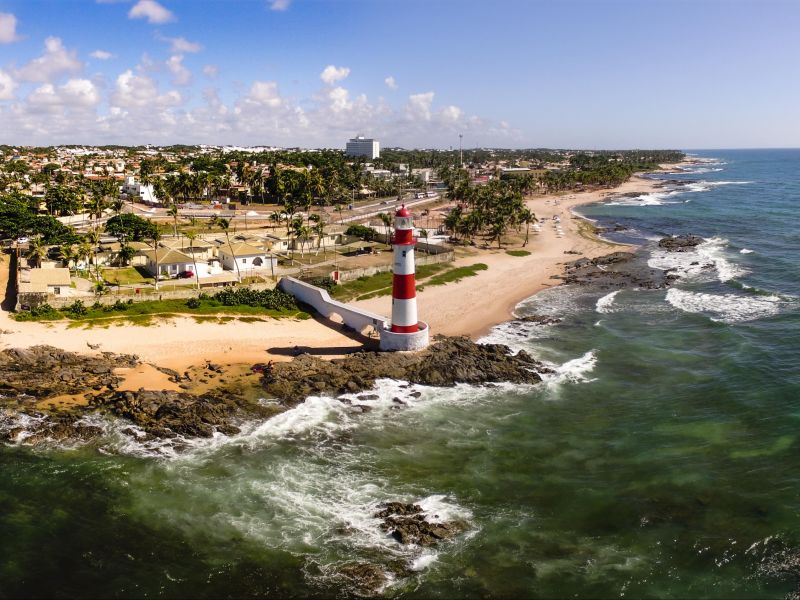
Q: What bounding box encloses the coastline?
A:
[0,166,677,386]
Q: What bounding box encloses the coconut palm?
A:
[167,202,180,238]
[217,218,241,282]
[149,229,162,291]
[519,208,537,247]
[185,230,201,290]
[60,244,76,270]
[27,237,47,268]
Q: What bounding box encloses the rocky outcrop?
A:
[560,252,678,289]
[262,337,552,403]
[0,346,138,399]
[657,234,704,252]
[374,502,467,547]
[88,390,258,438]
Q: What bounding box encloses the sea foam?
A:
[595,290,621,313]
[665,288,785,323]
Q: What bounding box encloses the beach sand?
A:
[0,172,667,388]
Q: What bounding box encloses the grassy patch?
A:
[331,262,452,302]
[506,250,531,257]
[15,297,308,325]
[420,263,488,289]
[102,267,152,285]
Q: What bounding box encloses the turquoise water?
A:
[2,150,799,598]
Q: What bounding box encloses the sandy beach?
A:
[0,172,668,382]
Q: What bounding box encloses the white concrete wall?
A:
[279,277,388,333]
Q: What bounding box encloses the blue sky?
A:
[0,0,798,149]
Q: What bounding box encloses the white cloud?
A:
[91,50,115,60]
[0,69,17,100]
[0,12,21,44]
[384,76,397,90]
[159,35,202,53]
[245,81,283,108]
[111,69,181,109]
[320,65,350,85]
[0,66,517,148]
[28,79,100,112]
[406,91,434,121]
[128,0,175,24]
[202,64,219,79]
[166,54,191,85]
[16,37,83,83]
[269,0,291,11]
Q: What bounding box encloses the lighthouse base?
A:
[379,321,430,352]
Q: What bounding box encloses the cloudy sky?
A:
[0,0,798,149]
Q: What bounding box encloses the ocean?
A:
[2,149,799,598]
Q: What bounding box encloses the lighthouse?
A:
[390,205,419,333]
[376,205,429,351]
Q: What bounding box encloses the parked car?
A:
[178,270,194,279]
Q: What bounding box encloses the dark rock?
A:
[262,337,552,404]
[657,234,704,252]
[337,562,387,596]
[374,501,467,547]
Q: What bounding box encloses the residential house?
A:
[218,242,277,277]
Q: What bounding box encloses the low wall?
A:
[335,250,454,283]
[379,322,430,351]
[278,276,388,333]
[44,281,278,309]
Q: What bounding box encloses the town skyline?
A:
[0,0,799,149]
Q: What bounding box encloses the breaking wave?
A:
[665,288,788,323]
[648,237,748,283]
[595,290,621,314]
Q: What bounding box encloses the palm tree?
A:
[217,218,241,282]
[378,212,393,243]
[519,208,537,247]
[334,203,345,224]
[167,202,180,238]
[419,228,429,254]
[86,229,101,278]
[149,229,162,291]
[185,230,201,290]
[60,244,76,270]
[27,237,47,268]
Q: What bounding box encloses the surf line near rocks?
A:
[279,206,430,352]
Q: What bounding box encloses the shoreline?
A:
[0,165,680,388]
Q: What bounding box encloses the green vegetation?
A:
[330,262,472,301]
[102,267,152,285]
[506,250,531,257]
[419,263,488,289]
[344,224,379,241]
[14,288,305,324]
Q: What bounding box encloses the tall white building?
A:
[121,176,157,204]
[346,135,380,159]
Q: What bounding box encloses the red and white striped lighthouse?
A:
[390,205,419,333]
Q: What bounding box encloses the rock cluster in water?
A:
[1,338,550,447]
[560,252,677,289]
[261,337,552,403]
[374,502,467,546]
[657,234,704,252]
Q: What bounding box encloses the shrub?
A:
[64,300,88,317]
[186,297,201,309]
[307,277,336,292]
[345,224,377,241]
[212,287,298,311]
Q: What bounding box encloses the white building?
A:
[346,135,380,159]
[218,242,277,277]
[121,176,158,204]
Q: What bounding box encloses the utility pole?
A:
[459,133,463,168]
